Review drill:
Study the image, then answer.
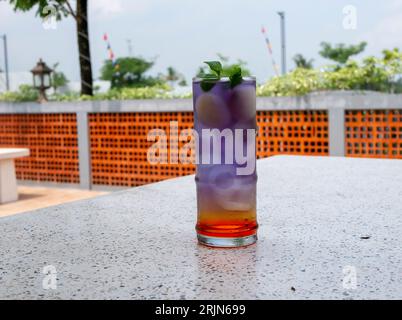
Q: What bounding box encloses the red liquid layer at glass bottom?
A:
[196,218,258,239]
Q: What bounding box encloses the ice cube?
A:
[229,85,256,121]
[198,164,236,186]
[213,179,256,212]
[195,93,231,128]
[197,164,255,211]
[206,168,254,211]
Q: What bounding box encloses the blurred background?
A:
[0,0,401,98]
[0,0,401,215]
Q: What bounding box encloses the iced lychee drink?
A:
[193,76,258,247]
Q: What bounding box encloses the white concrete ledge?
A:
[0,91,401,114]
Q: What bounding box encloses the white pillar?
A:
[0,159,18,203]
[77,112,92,190]
[329,108,345,157]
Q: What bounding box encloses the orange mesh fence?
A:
[0,114,79,183]
[89,110,329,187]
[2,109,401,187]
[346,110,402,159]
[257,110,329,158]
[89,112,195,186]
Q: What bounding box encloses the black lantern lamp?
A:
[31,58,53,102]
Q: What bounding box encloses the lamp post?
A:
[31,58,52,103]
[126,39,133,56]
[1,34,10,91]
[277,11,287,75]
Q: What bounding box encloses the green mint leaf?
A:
[202,74,220,80]
[200,81,216,92]
[200,73,219,92]
[204,61,223,77]
[229,65,243,88]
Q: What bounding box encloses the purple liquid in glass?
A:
[192,77,258,247]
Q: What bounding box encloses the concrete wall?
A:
[1,90,402,113]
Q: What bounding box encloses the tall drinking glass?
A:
[193,77,258,247]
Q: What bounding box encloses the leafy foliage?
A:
[197,54,251,78]
[178,79,188,87]
[203,61,223,77]
[100,57,161,89]
[258,48,402,97]
[199,59,246,92]
[52,85,191,101]
[229,65,243,88]
[257,68,320,97]
[293,54,314,69]
[52,63,69,92]
[0,84,193,102]
[8,0,71,19]
[0,85,38,102]
[319,41,367,65]
[165,66,180,82]
[162,67,187,87]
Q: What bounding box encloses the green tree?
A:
[166,67,180,83]
[52,63,69,93]
[382,48,402,92]
[164,66,187,87]
[293,54,314,69]
[178,79,188,87]
[319,42,367,65]
[8,0,93,96]
[393,78,402,93]
[100,56,160,88]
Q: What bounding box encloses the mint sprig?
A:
[200,81,217,92]
[199,61,243,91]
[204,61,222,77]
[200,73,219,92]
[229,65,243,88]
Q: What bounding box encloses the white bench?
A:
[0,148,30,204]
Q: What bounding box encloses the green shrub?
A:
[258,48,402,97]
[0,84,188,102]
[52,85,174,101]
[257,68,321,96]
[0,85,39,102]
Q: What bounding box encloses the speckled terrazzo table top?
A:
[0,156,401,300]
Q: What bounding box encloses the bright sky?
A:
[0,0,401,84]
